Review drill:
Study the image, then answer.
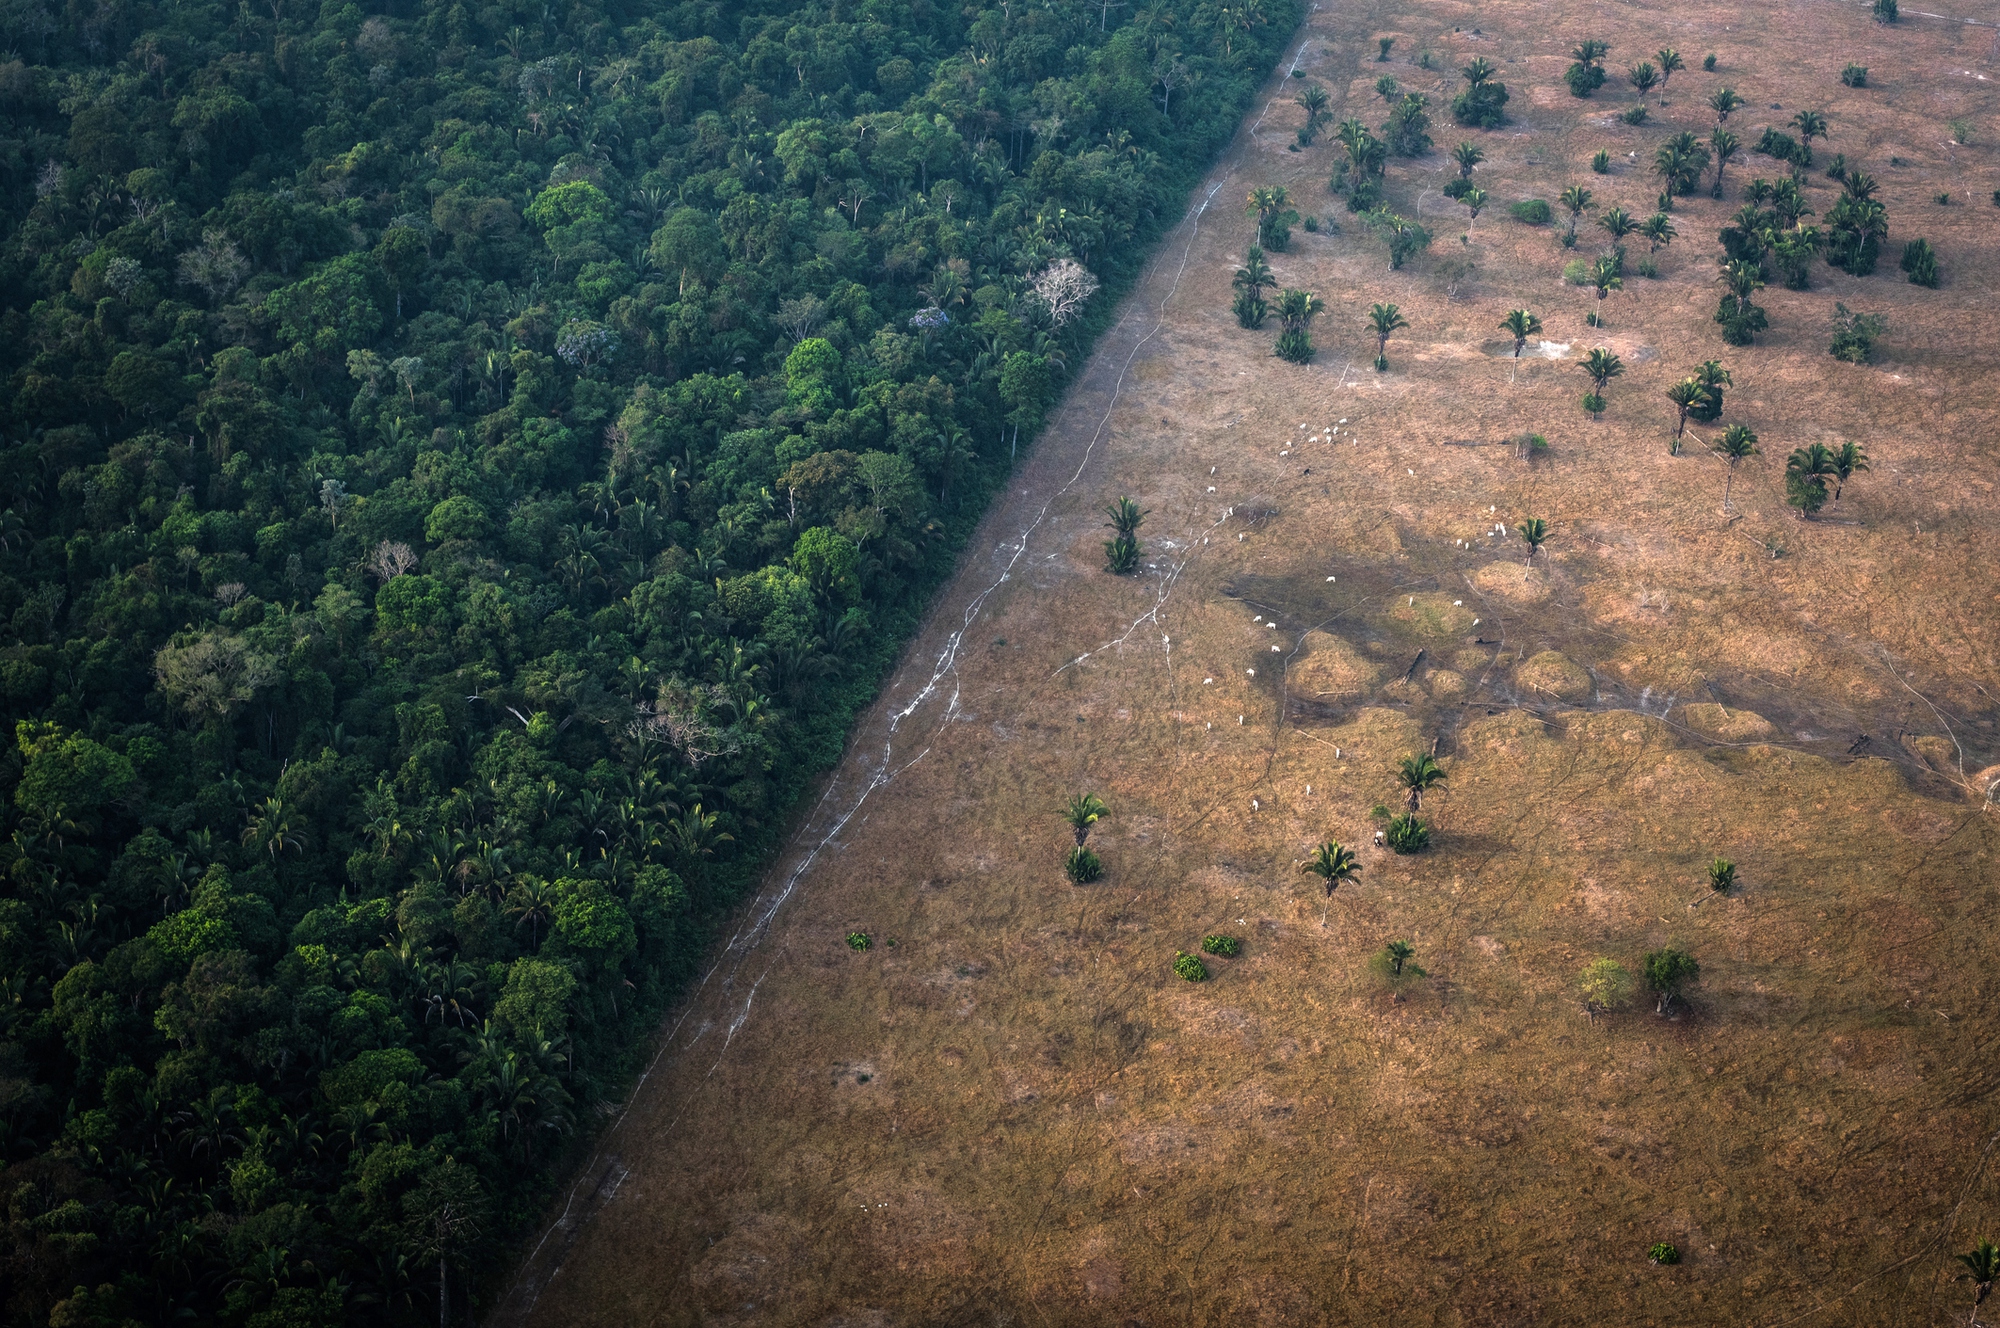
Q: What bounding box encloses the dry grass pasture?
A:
[498,0,2000,1322]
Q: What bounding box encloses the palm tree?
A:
[1232,245,1276,326]
[1656,47,1685,95]
[1640,212,1676,252]
[1785,443,1838,519]
[1589,254,1623,301]
[1713,423,1758,511]
[1558,184,1594,241]
[1246,185,1295,245]
[1460,187,1487,227]
[1958,1240,2000,1324]
[1397,753,1447,810]
[1062,793,1107,845]
[1500,309,1542,357]
[1692,359,1733,421]
[1828,440,1869,502]
[1367,302,1408,370]
[1295,83,1331,142]
[1708,86,1743,122]
[1628,61,1658,94]
[1579,347,1624,391]
[1299,840,1361,926]
[504,878,556,950]
[1718,257,1764,300]
[1451,141,1485,177]
[1709,128,1739,198]
[1598,206,1637,241]
[1666,376,1709,441]
[1462,56,1498,89]
[1103,497,1146,536]
[1274,287,1325,363]
[1374,74,1400,102]
[1514,517,1549,565]
[1792,108,1829,154]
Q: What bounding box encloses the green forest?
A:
[0,0,1298,1320]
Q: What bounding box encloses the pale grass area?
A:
[501,0,2000,1322]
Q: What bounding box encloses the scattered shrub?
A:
[1873,0,1897,20]
[1562,258,1591,284]
[1591,149,1611,173]
[1064,845,1104,882]
[1702,53,1718,70]
[1443,177,1475,200]
[1756,128,1804,165]
[1173,951,1210,982]
[1824,153,1848,180]
[1103,534,1140,574]
[1418,49,1436,70]
[1385,813,1430,854]
[1200,934,1241,957]
[1635,256,1660,278]
[1378,37,1393,61]
[1900,237,1940,287]
[1649,1242,1682,1266]
[1509,198,1553,225]
[845,932,872,951]
[1303,214,1319,232]
[1581,391,1605,418]
[1840,63,1868,87]
[1585,310,1604,327]
[1620,104,1648,125]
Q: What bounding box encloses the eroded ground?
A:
[501,0,2000,1322]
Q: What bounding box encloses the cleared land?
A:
[500,0,2000,1322]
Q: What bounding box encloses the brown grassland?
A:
[499,0,2000,1322]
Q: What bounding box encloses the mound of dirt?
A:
[1514,650,1592,703]
[1679,703,1777,743]
[1427,668,1468,701]
[1471,561,1551,604]
[1389,592,1477,637]
[1288,631,1381,698]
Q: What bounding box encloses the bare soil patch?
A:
[503,1,2000,1323]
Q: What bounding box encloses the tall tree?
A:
[1501,309,1543,357]
[1713,423,1759,511]
[1367,302,1409,370]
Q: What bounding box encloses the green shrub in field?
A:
[1065,846,1103,883]
[1201,934,1241,957]
[1385,814,1430,854]
[1173,951,1209,981]
[846,932,871,951]
[1648,1242,1681,1265]
[1509,198,1553,225]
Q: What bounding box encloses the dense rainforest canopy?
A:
[0,0,1299,1320]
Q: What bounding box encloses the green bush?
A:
[1648,1242,1681,1266]
[1901,238,1940,287]
[1201,934,1242,957]
[1581,391,1605,418]
[1620,104,1648,125]
[1443,177,1475,200]
[1065,846,1104,883]
[1509,198,1553,225]
[1385,814,1430,854]
[1591,149,1611,174]
[1873,0,1897,21]
[1104,534,1141,574]
[845,932,872,951]
[1173,951,1210,981]
[1703,52,1718,69]
[1635,256,1660,279]
[1562,258,1592,285]
[1841,63,1868,87]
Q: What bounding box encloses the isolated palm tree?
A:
[1828,440,1869,501]
[1640,212,1677,252]
[1714,423,1758,511]
[1628,61,1658,94]
[1300,840,1361,926]
[1792,108,1829,153]
[1397,753,1447,810]
[1666,376,1708,441]
[1718,257,1765,300]
[1295,83,1332,141]
[1589,254,1624,300]
[1233,246,1276,295]
[1580,347,1624,391]
[1103,496,1146,536]
[1958,1240,2000,1324]
[1708,86,1743,122]
[1461,56,1498,89]
[1367,302,1408,370]
[1451,141,1485,177]
[1786,443,1838,519]
[1559,184,1595,241]
[1500,309,1542,357]
[1514,517,1549,565]
[1597,206,1637,242]
[1461,187,1487,227]
[1655,48,1685,95]
[1709,128,1739,198]
[1062,793,1107,845]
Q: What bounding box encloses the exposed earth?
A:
[499,0,2000,1322]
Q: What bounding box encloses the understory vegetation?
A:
[0,0,1302,1320]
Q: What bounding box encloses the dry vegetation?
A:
[499,0,2000,1322]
